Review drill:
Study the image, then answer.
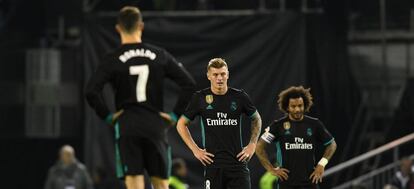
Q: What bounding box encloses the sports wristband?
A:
[168,112,178,123]
[318,157,329,167]
[275,166,280,170]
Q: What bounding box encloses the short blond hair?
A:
[207,58,228,71]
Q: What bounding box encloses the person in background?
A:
[259,155,278,189]
[44,145,93,189]
[169,158,189,189]
[386,157,414,189]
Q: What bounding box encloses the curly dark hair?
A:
[277,86,313,113]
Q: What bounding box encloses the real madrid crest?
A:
[205,95,213,104]
[283,121,291,130]
[230,101,237,111]
[307,128,313,136]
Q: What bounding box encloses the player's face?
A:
[401,159,412,175]
[177,165,188,177]
[207,66,229,89]
[287,97,304,121]
[60,150,74,166]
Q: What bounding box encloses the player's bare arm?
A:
[322,140,337,160]
[249,112,262,144]
[237,112,262,162]
[310,140,337,184]
[256,139,289,181]
[113,109,124,120]
[176,116,214,166]
[159,112,176,126]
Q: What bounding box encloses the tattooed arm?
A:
[256,139,290,180]
[310,140,337,184]
[322,140,337,160]
[249,112,262,144]
[256,139,274,171]
[237,112,262,162]
[177,116,214,166]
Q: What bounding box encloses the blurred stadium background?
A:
[0,0,413,188]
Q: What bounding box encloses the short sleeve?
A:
[315,120,334,146]
[240,90,257,117]
[182,92,200,121]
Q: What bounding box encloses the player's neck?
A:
[288,114,304,121]
[211,86,228,95]
[120,32,142,44]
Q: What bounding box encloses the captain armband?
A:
[260,131,275,143]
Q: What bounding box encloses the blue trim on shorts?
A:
[114,122,124,178]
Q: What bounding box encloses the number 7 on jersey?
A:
[129,65,149,102]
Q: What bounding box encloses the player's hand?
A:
[113,109,124,120]
[159,112,176,126]
[192,148,214,166]
[237,143,256,162]
[108,109,124,125]
[269,167,290,181]
[309,165,325,184]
